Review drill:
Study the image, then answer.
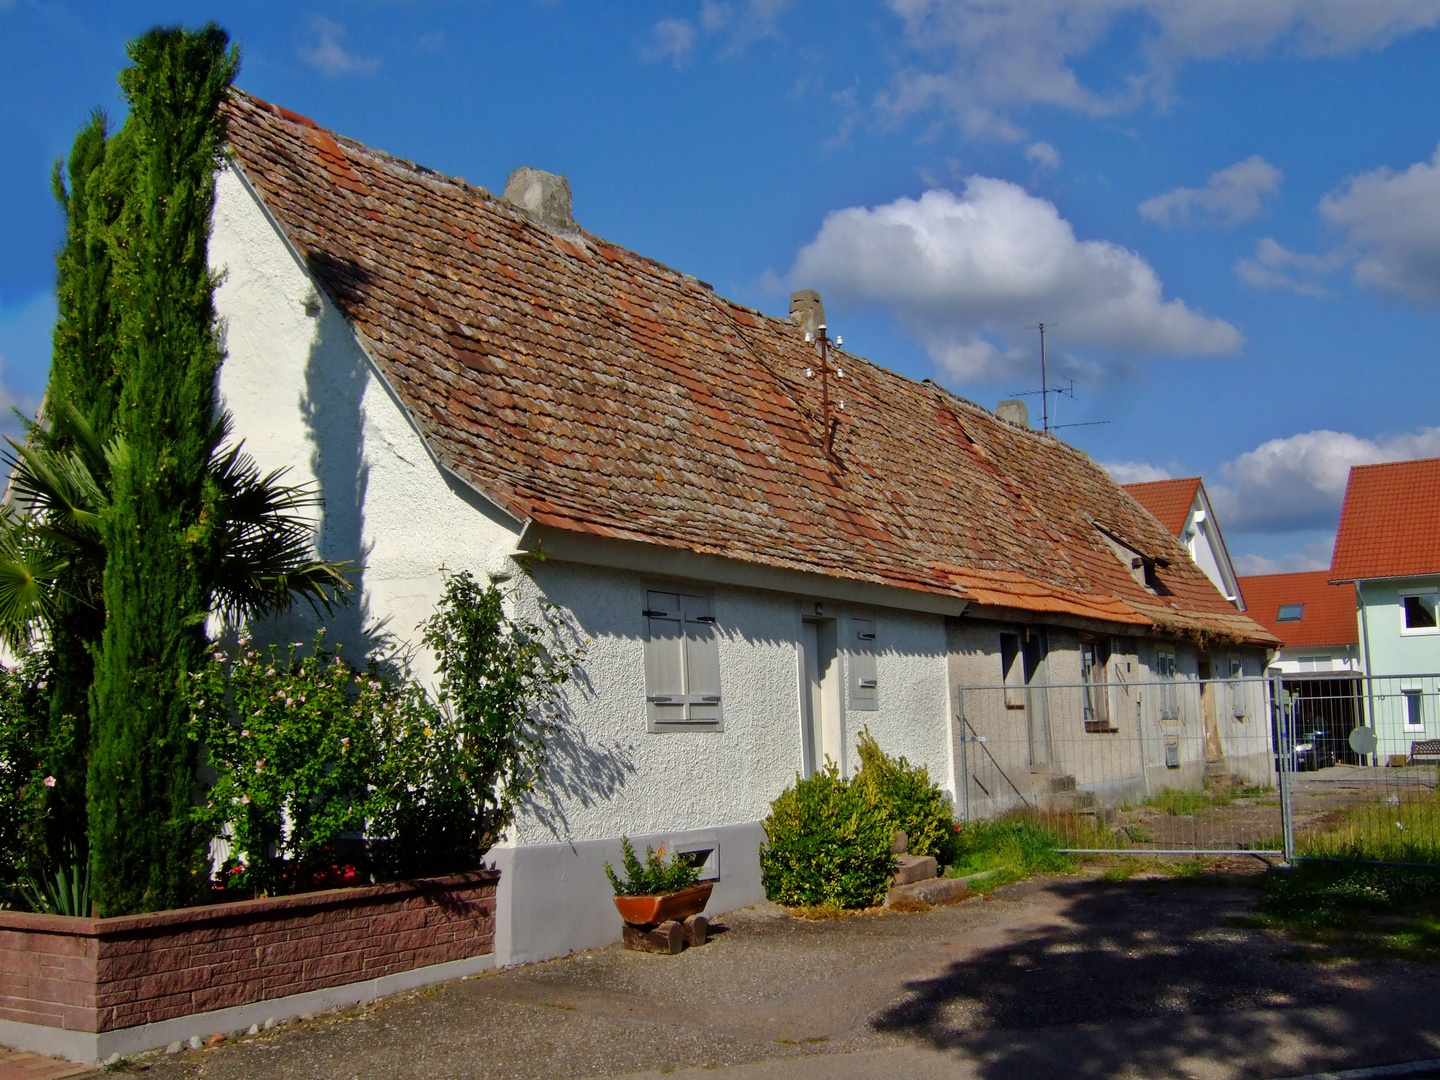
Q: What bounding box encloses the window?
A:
[643,590,722,729]
[1403,593,1438,633]
[1404,689,1426,730]
[1000,632,1024,709]
[1081,640,1113,731]
[1156,649,1179,720]
[1297,656,1331,673]
[849,617,878,711]
[1276,603,1305,622]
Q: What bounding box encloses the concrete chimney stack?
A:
[503,167,576,232]
[789,290,826,337]
[996,399,1029,428]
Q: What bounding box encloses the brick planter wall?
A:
[0,871,497,1063]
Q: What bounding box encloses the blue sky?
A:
[5,2,1440,574]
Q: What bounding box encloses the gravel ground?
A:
[84,867,1440,1080]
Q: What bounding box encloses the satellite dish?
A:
[1349,726,1378,756]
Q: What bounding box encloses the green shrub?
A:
[0,652,52,890]
[760,763,894,909]
[854,728,958,865]
[605,837,701,897]
[187,634,400,896]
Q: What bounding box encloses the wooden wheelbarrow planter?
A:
[614,882,713,955]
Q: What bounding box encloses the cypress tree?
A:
[87,25,238,915]
[36,114,129,871]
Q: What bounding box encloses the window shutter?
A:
[850,617,878,711]
[644,591,686,725]
[683,594,722,723]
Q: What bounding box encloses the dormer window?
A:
[1097,525,1165,593]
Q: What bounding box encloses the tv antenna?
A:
[804,323,844,460]
[1011,323,1109,435]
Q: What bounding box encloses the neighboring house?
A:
[210,92,1278,964]
[1238,570,1363,761]
[1330,458,1440,761]
[1123,477,1244,607]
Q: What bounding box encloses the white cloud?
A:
[649,0,791,64]
[882,1,1440,138]
[1320,143,1440,305]
[1140,156,1283,227]
[299,17,379,77]
[1233,540,1334,576]
[789,178,1241,383]
[1105,461,1171,484]
[642,18,697,66]
[1234,237,1347,296]
[1210,426,1440,534]
[1025,141,1061,170]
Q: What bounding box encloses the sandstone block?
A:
[621,920,684,955]
[892,854,938,885]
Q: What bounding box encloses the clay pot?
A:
[613,881,713,927]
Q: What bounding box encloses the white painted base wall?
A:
[488,822,767,967]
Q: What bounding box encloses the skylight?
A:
[1276,603,1304,622]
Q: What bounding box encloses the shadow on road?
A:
[873,877,1440,1079]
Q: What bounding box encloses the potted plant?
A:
[605,838,711,948]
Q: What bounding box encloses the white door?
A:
[800,618,841,776]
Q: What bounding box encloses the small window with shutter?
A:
[643,589,723,731]
[850,616,878,711]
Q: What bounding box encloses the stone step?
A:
[892,853,938,885]
[887,875,968,908]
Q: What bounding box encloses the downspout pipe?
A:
[1358,580,1377,767]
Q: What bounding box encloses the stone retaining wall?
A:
[0,871,496,1058]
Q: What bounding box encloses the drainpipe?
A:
[1358,580,1377,767]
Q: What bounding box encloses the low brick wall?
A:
[0,871,496,1045]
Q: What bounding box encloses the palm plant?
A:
[0,401,351,650]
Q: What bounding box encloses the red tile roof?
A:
[1122,477,1201,537]
[221,92,1276,647]
[1330,458,1440,581]
[1236,572,1357,648]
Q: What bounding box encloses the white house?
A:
[210,91,1277,965]
[1123,477,1244,608]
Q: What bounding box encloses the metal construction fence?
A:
[954,673,1440,862]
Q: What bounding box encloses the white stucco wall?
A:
[208,165,959,961]
[210,163,523,683]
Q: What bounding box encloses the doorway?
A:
[1198,659,1224,763]
[800,618,842,777]
[1023,631,1051,769]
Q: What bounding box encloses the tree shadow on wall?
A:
[515,598,637,842]
[871,876,1440,1079]
[249,251,388,659]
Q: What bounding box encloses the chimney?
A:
[503,167,576,232]
[996,399,1029,428]
[789,290,826,337]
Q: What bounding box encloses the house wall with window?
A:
[945,619,1271,815]
[1355,577,1440,758]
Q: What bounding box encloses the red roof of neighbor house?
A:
[1122,477,1201,537]
[220,91,1276,646]
[1236,571,1357,648]
[1331,458,1440,581]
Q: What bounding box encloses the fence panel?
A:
[954,673,1440,862]
[956,676,1283,855]
[1279,675,1440,864]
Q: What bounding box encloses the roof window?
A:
[1276,603,1304,622]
